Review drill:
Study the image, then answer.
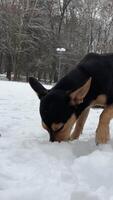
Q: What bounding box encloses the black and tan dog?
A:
[29,53,113,144]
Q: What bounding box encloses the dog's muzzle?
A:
[49,125,64,142]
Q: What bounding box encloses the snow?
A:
[0,81,113,200]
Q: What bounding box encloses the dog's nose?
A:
[50,138,54,142]
[49,136,54,142]
[49,131,63,142]
[49,136,62,143]
[49,132,55,142]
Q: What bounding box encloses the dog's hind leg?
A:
[70,108,90,140]
[96,106,113,144]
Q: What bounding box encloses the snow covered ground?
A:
[1,81,113,200]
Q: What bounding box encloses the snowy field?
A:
[1,81,113,200]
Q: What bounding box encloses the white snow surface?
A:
[0,81,113,200]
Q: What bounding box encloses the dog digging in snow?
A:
[29,53,113,144]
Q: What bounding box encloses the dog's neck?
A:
[54,67,90,92]
[54,66,92,118]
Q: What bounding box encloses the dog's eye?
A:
[42,121,49,131]
[51,123,64,132]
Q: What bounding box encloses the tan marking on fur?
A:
[70,78,91,105]
[42,121,48,130]
[51,122,64,132]
[91,95,107,107]
[96,105,113,144]
[54,114,76,142]
[42,94,108,143]
[70,108,90,140]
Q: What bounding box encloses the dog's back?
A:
[79,53,113,104]
[55,53,113,105]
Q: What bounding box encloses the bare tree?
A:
[0,0,113,82]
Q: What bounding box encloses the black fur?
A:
[29,53,113,141]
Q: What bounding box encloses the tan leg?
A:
[71,108,90,140]
[96,105,113,144]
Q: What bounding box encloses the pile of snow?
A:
[0,81,113,200]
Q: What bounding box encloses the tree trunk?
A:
[26,72,29,82]
[6,66,11,80]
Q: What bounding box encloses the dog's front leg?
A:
[71,108,90,140]
[96,106,113,144]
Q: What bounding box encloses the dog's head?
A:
[29,77,91,142]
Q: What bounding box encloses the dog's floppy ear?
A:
[69,78,91,105]
[29,77,49,99]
